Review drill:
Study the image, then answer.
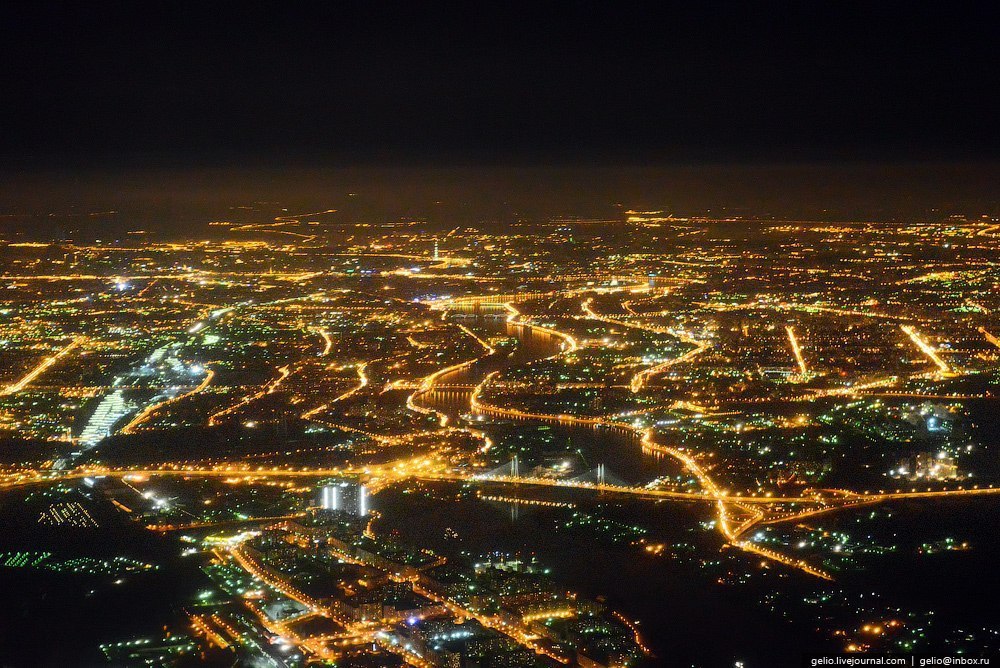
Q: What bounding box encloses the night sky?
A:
[3,3,998,168]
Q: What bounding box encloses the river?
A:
[379,309,813,666]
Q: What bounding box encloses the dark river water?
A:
[378,310,1000,667]
[422,314,682,483]
[386,312,812,666]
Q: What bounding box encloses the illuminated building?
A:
[319,479,368,515]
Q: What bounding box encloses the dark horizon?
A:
[3,3,999,170]
[2,161,999,227]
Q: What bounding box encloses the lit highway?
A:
[901,324,953,375]
[0,336,86,396]
[785,325,810,379]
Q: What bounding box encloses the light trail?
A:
[638,430,831,579]
[580,294,713,393]
[330,251,472,269]
[620,286,674,316]
[314,519,568,663]
[207,365,292,426]
[119,367,215,435]
[473,372,833,575]
[980,327,1000,351]
[581,295,673,335]
[697,299,910,322]
[7,464,1000,506]
[332,362,369,403]
[1,336,86,396]
[6,453,1000,585]
[631,327,711,393]
[300,402,328,422]
[456,323,494,351]
[146,510,305,532]
[227,544,354,661]
[4,275,997,593]
[786,325,810,378]
[901,325,952,375]
[188,614,230,649]
[810,375,899,397]
[312,326,333,356]
[406,577,571,664]
[634,430,827,576]
[504,302,578,359]
[406,335,431,349]
[977,223,1000,237]
[0,270,325,282]
[406,323,496,429]
[611,611,654,656]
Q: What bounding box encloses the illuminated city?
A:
[0,207,998,667]
[2,4,999,667]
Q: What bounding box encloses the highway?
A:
[981,327,1000,350]
[901,324,952,375]
[120,367,215,435]
[786,325,810,379]
[579,295,712,393]
[331,362,369,403]
[6,453,1000,584]
[207,364,292,426]
[1,336,86,396]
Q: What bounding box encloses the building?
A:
[319,479,369,516]
[892,452,960,481]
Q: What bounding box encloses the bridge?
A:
[476,458,627,487]
[428,292,555,308]
[474,457,625,486]
[9,463,994,507]
[7,460,1000,584]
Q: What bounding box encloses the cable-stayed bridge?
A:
[473,457,628,488]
